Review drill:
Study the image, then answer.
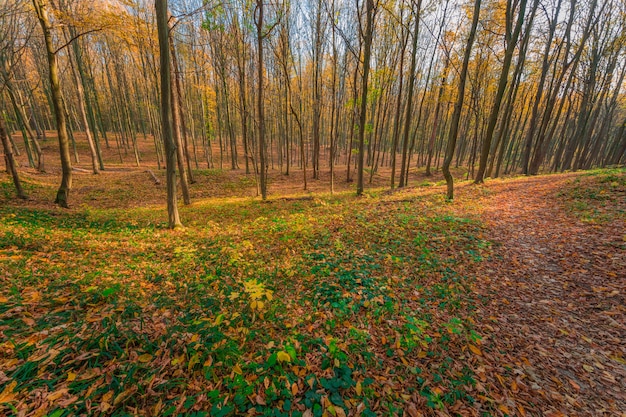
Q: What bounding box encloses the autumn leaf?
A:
[0,380,17,404]
[138,353,153,363]
[277,351,291,363]
[47,388,68,402]
[113,388,134,406]
[469,344,482,356]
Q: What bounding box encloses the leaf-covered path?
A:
[472,175,625,416]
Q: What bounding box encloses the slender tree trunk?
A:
[398,0,422,188]
[33,0,72,207]
[256,0,268,199]
[390,7,408,189]
[356,0,376,196]
[67,34,99,174]
[474,0,532,184]
[1,116,26,199]
[443,0,480,200]
[170,36,196,183]
[426,55,449,176]
[156,0,182,228]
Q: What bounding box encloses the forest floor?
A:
[0,147,624,416]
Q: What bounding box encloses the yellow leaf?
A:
[188,352,201,371]
[0,380,17,403]
[100,390,114,404]
[138,354,153,363]
[153,399,163,416]
[291,382,299,395]
[23,290,41,304]
[355,381,362,396]
[67,372,77,382]
[0,296,8,303]
[233,364,243,375]
[257,300,265,310]
[214,314,225,325]
[203,356,213,367]
[47,388,68,402]
[113,388,133,406]
[277,351,291,363]
[469,344,482,356]
[610,355,626,365]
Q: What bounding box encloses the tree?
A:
[397,0,422,188]
[474,0,534,184]
[356,0,377,196]
[442,0,481,200]
[0,112,25,199]
[156,0,182,228]
[32,0,72,207]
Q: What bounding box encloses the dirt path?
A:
[472,176,626,416]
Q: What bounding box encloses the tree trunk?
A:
[442,0,480,200]
[356,0,376,196]
[156,0,182,228]
[474,0,532,184]
[256,0,268,200]
[33,0,72,207]
[398,0,422,188]
[0,116,26,199]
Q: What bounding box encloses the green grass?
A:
[558,167,626,224]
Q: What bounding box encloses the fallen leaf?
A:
[469,344,482,356]
[138,354,153,363]
[0,380,17,403]
[47,388,68,402]
[406,403,422,417]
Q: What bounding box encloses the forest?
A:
[0,0,625,416]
